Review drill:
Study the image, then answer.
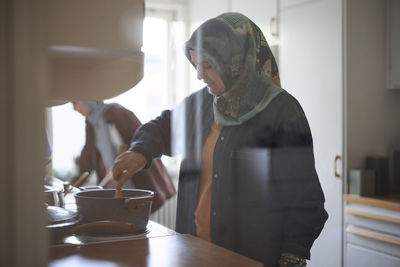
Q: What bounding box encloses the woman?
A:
[72,100,176,212]
[112,13,328,266]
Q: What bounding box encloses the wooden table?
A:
[49,234,262,267]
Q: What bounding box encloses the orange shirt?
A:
[194,120,222,241]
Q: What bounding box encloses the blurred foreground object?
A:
[46,0,144,103]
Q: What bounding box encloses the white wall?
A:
[187,0,230,92]
[347,0,400,169]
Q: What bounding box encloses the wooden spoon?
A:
[114,144,129,198]
[63,171,90,196]
[71,171,90,188]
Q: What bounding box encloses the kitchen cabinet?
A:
[187,0,230,92]
[346,0,400,171]
[345,0,400,265]
[278,0,343,266]
[188,0,229,32]
[343,195,400,267]
[280,0,400,266]
[387,0,400,89]
[231,0,278,45]
[230,0,279,59]
[346,244,400,267]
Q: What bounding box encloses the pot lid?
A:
[46,205,77,225]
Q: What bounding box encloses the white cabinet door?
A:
[279,0,343,266]
[347,244,400,267]
[231,0,278,44]
[188,0,230,31]
[188,0,230,92]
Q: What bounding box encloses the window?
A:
[106,10,187,122]
[49,8,187,181]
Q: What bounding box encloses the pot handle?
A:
[73,220,135,236]
[124,195,154,212]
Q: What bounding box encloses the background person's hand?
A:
[112,150,147,189]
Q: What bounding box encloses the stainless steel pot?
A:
[44,172,91,207]
[44,186,65,207]
[74,189,154,235]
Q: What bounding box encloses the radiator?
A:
[151,158,180,230]
[151,194,177,230]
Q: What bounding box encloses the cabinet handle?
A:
[270,17,278,37]
[334,155,342,178]
[346,225,400,246]
[345,207,400,225]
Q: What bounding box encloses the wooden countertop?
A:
[343,194,400,211]
[49,234,262,267]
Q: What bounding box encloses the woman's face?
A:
[72,101,90,117]
[189,50,226,96]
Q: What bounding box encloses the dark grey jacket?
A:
[130,87,328,267]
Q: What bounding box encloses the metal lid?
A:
[46,205,77,225]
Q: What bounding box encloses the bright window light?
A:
[50,14,186,180]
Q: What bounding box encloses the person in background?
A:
[111,13,328,267]
[72,100,176,212]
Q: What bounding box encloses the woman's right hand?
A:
[112,150,147,190]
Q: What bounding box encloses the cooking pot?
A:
[46,205,80,244]
[44,171,91,203]
[44,186,65,207]
[74,189,154,235]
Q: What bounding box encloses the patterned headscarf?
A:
[184,12,284,126]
